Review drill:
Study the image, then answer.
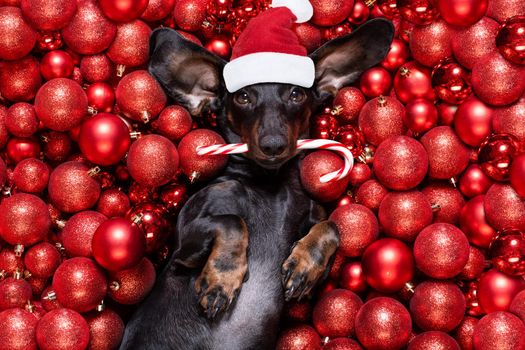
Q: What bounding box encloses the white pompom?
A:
[272,0,314,23]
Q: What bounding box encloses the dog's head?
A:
[149,19,394,169]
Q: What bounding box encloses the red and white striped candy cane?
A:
[196,139,354,184]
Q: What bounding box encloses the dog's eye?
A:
[234,91,251,105]
[290,87,306,103]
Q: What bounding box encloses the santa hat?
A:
[223,0,315,93]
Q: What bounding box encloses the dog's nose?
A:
[259,135,287,157]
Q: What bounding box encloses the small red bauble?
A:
[23,242,61,278]
[355,297,412,350]
[473,312,525,350]
[478,133,519,181]
[40,50,74,80]
[160,183,188,212]
[397,0,438,25]
[126,202,169,253]
[347,163,371,187]
[0,248,24,276]
[6,102,39,138]
[312,289,362,338]
[358,96,406,146]
[493,97,525,146]
[13,158,49,194]
[452,17,499,70]
[333,87,366,124]
[478,269,525,313]
[141,0,175,21]
[373,135,428,190]
[283,300,312,323]
[107,20,152,67]
[21,0,76,31]
[422,183,465,225]
[374,0,398,18]
[312,113,339,139]
[355,179,389,213]
[329,204,379,258]
[0,308,38,350]
[109,257,156,304]
[490,228,525,276]
[61,211,107,258]
[496,15,525,65]
[432,59,472,105]
[460,195,497,249]
[510,290,525,322]
[97,189,131,218]
[454,316,478,350]
[459,164,493,198]
[80,54,114,83]
[310,0,354,27]
[205,35,232,60]
[394,61,435,103]
[511,154,525,198]
[347,0,369,25]
[36,308,90,350]
[43,131,73,162]
[0,277,32,310]
[173,0,209,32]
[340,261,367,293]
[52,257,107,312]
[403,98,438,134]
[0,7,36,61]
[459,246,486,281]
[381,39,409,72]
[99,0,148,22]
[359,67,392,98]
[324,338,362,350]
[86,82,115,114]
[408,331,461,350]
[438,0,488,27]
[293,23,322,53]
[155,105,193,141]
[334,126,366,159]
[454,96,493,147]
[275,324,321,350]
[436,102,457,126]
[361,238,414,293]
[484,183,525,231]
[0,55,42,102]
[410,20,453,68]
[6,137,41,164]
[85,309,125,350]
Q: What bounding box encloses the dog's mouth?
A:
[251,151,295,170]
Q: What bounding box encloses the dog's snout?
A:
[259,135,287,157]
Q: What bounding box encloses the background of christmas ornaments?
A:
[0,0,525,349]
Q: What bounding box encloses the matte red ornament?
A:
[496,16,525,65]
[80,54,114,83]
[358,96,406,146]
[454,96,493,147]
[408,331,460,350]
[324,338,362,350]
[410,20,452,68]
[0,193,50,247]
[473,312,525,350]
[6,137,41,164]
[355,297,412,350]
[510,154,525,198]
[107,20,151,68]
[0,308,38,350]
[155,105,193,142]
[0,277,32,310]
[6,103,39,138]
[422,183,465,225]
[141,0,175,21]
[333,87,366,124]
[275,324,321,350]
[359,67,392,98]
[43,131,73,162]
[97,189,131,218]
[487,0,525,22]
[312,289,362,338]
[40,50,74,81]
[355,179,388,213]
[397,0,438,25]
[454,317,478,350]
[340,261,367,293]
[61,211,107,258]
[0,7,36,61]
[126,202,169,253]
[0,248,24,276]
[459,246,486,280]
[52,257,107,312]
[478,133,519,181]
[48,161,101,213]
[381,39,409,72]
[460,195,497,249]
[312,113,339,140]
[478,269,525,313]
[21,0,76,30]
[173,0,209,32]
[86,82,115,114]
[36,308,90,350]
[403,98,438,134]
[310,0,354,27]
[24,242,61,278]
[99,0,148,22]
[438,0,488,27]
[293,23,322,53]
[510,290,525,322]
[347,162,371,187]
[85,309,125,350]
[490,228,525,276]
[329,204,379,257]
[62,0,117,55]
[0,55,42,102]
[361,238,414,293]
[108,257,156,304]
[484,183,525,231]
[373,135,428,190]
[493,97,525,146]
[432,59,472,105]
[393,61,435,103]
[459,164,493,198]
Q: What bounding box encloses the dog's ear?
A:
[310,18,394,100]
[148,28,227,116]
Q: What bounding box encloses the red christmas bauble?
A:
[329,204,379,257]
[484,183,525,231]
[333,87,366,124]
[460,195,497,249]
[510,154,525,198]
[312,113,339,139]
[40,50,74,80]
[0,193,50,247]
[108,257,156,304]
[437,0,488,27]
[340,261,367,293]
[310,0,354,27]
[473,312,525,350]
[312,289,362,338]
[431,59,472,105]
[478,269,525,313]
[454,96,493,147]
[13,158,49,194]
[275,324,321,350]
[24,242,61,278]
[126,202,169,253]
[40,287,62,311]
[373,135,428,190]
[490,228,525,276]
[107,20,152,67]
[414,223,470,279]
[52,257,107,312]
[381,39,409,72]
[510,290,525,322]
[422,182,465,225]
[86,82,115,114]
[397,0,438,25]
[393,61,435,103]
[0,308,38,350]
[454,316,478,350]
[347,162,371,187]
[85,309,125,350]
[0,55,42,102]
[478,133,519,181]
[155,105,193,141]
[359,67,392,98]
[347,0,369,25]
[62,0,117,55]
[324,338,362,350]
[436,102,457,126]
[48,161,101,213]
[361,238,414,293]
[410,20,453,68]
[36,308,90,350]
[141,0,175,21]
[355,179,389,213]
[173,0,209,32]
[408,331,461,350]
[62,211,107,258]
[493,97,525,146]
[80,54,114,83]
[293,23,322,53]
[355,297,412,350]
[6,137,41,164]
[459,246,486,280]
[6,102,39,138]
[0,248,24,276]
[358,96,406,146]
[374,0,398,18]
[459,164,493,198]
[21,0,76,30]
[496,16,525,65]
[99,0,148,22]
[43,131,73,162]
[0,277,32,310]
[333,126,365,159]
[0,7,36,61]
[403,98,438,134]
[283,300,312,324]
[487,0,525,23]
[97,189,131,218]
[0,106,8,149]
[205,35,232,60]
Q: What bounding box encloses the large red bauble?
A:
[355,297,412,350]
[493,97,525,145]
[108,257,156,304]
[79,113,130,166]
[420,126,470,179]
[355,179,388,213]
[0,7,36,61]
[410,20,452,68]
[472,51,525,106]
[310,0,354,26]
[85,309,125,350]
[40,50,74,80]
[0,308,38,350]
[459,246,486,280]
[361,238,414,293]
[478,133,519,181]
[333,87,366,124]
[403,98,438,133]
[358,96,406,146]
[126,202,169,253]
[511,154,525,198]
[473,312,525,350]
[155,105,193,141]
[52,257,107,312]
[312,289,362,338]
[107,20,151,67]
[393,61,435,103]
[62,211,107,258]
[478,269,525,313]
[410,280,466,332]
[329,204,379,257]
[431,59,472,105]
[414,223,470,279]
[340,261,367,293]
[359,67,392,98]
[0,277,32,310]
[0,193,50,247]
[484,183,525,231]
[275,324,321,350]
[24,242,61,278]
[373,135,428,190]
[451,17,499,69]
[127,135,179,188]
[141,0,175,21]
[34,78,87,132]
[99,0,148,22]
[85,82,115,114]
[6,137,41,163]
[437,0,488,27]
[293,23,322,53]
[422,182,465,224]
[408,331,460,350]
[80,54,113,83]
[300,150,350,202]
[381,39,409,71]
[459,164,493,198]
[97,189,131,218]
[178,129,228,182]
[116,70,167,123]
[92,217,146,271]
[6,102,38,138]
[173,0,209,32]
[36,308,90,350]
[13,158,49,194]
[490,228,525,276]
[62,0,117,55]
[488,0,525,23]
[460,195,497,249]
[454,316,478,350]
[454,96,493,147]
[497,16,525,65]
[0,55,42,102]
[397,0,438,25]
[48,161,101,213]
[510,290,525,322]
[379,191,432,242]
[21,0,76,30]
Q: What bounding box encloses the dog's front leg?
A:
[281,221,339,301]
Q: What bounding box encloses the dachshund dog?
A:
[120,18,394,350]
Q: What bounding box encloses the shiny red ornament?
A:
[0,277,32,310]
[459,164,493,198]
[6,103,38,138]
[0,55,42,102]
[107,20,151,68]
[397,0,438,25]
[359,67,392,98]
[510,154,525,197]
[432,59,472,105]
[205,35,232,60]
[312,113,339,140]
[472,51,525,106]
[496,16,525,65]
[61,211,107,258]
[340,261,367,293]
[490,228,525,276]
[24,242,61,278]
[394,61,435,103]
[473,312,525,350]
[375,0,398,18]
[173,0,209,32]
[293,23,322,53]
[99,0,148,22]
[126,202,169,253]
[52,257,107,312]
[355,297,412,350]
[108,257,156,304]
[0,308,38,350]
[86,82,115,114]
[436,102,457,126]
[355,179,388,213]
[80,54,114,83]
[6,137,41,164]
[347,163,371,186]
[408,331,461,350]
[275,324,321,350]
[361,238,414,293]
[453,97,493,148]
[422,182,465,224]
[156,105,193,141]
[0,7,36,61]
[85,309,125,350]
[329,204,379,258]
[312,289,362,338]
[478,269,525,313]
[459,246,486,280]
[373,135,428,190]
[310,0,354,26]
[493,97,525,146]
[410,20,453,68]
[36,308,90,350]
[451,17,499,69]
[48,161,101,213]
[347,0,369,25]
[358,96,406,146]
[159,183,187,212]
[97,189,131,218]
[414,223,470,278]
[478,133,519,182]
[381,39,410,72]
[0,193,50,247]
[438,0,488,27]
[403,98,438,133]
[333,87,366,124]
[460,195,497,249]
[40,50,74,81]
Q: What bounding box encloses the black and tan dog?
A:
[120,18,393,350]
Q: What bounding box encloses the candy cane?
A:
[196,139,354,184]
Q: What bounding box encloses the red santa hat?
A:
[223,0,315,93]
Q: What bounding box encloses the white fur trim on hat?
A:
[272,0,313,23]
[223,52,315,93]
